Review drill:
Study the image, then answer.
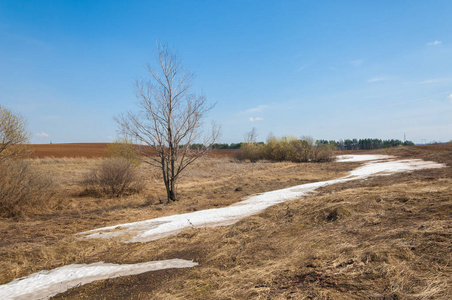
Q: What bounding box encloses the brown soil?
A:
[30,143,236,158]
[31,143,110,158]
[1,144,450,299]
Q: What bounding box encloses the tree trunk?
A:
[161,159,177,202]
[169,178,177,201]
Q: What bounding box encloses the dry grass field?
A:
[1,144,451,299]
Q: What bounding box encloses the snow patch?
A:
[335,154,393,162]
[0,259,197,300]
[1,155,446,300]
[79,157,445,243]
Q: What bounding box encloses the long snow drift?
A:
[335,154,393,162]
[79,155,445,243]
[0,155,445,300]
[0,259,198,300]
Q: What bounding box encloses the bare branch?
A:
[0,105,30,164]
[116,43,220,201]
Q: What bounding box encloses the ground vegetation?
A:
[236,136,334,163]
[80,157,145,198]
[0,105,29,162]
[0,144,449,299]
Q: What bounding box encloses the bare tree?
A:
[116,43,219,202]
[244,127,258,143]
[0,105,30,163]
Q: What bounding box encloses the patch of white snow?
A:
[0,259,197,300]
[335,154,393,162]
[1,156,446,300]
[79,157,445,243]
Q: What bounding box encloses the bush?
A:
[266,136,290,161]
[81,157,145,197]
[106,138,141,166]
[235,142,265,162]
[237,136,334,163]
[312,142,334,162]
[0,160,57,217]
[0,105,30,163]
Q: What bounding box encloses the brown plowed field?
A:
[31,143,452,159]
[31,143,109,158]
[30,143,452,159]
[31,143,236,158]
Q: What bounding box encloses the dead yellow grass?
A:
[57,162,450,299]
[0,156,352,286]
[1,146,450,299]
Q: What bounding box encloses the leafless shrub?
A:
[106,138,141,166]
[233,148,246,161]
[265,136,291,161]
[235,142,265,163]
[0,105,30,163]
[81,157,145,197]
[0,160,57,217]
[238,136,334,163]
[313,142,334,162]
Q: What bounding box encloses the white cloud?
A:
[448,94,452,104]
[426,40,442,46]
[35,132,49,137]
[249,117,263,122]
[367,76,392,83]
[349,59,363,67]
[245,105,271,114]
[419,77,452,85]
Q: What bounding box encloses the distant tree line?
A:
[190,138,414,151]
[189,143,242,150]
[317,138,414,150]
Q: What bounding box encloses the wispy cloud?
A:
[296,61,315,72]
[426,40,442,46]
[249,117,263,122]
[35,132,50,137]
[419,77,452,85]
[349,59,363,67]
[448,94,452,104]
[242,104,271,114]
[367,76,392,83]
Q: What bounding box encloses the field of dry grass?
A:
[1,144,451,299]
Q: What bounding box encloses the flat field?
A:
[30,143,236,158]
[31,143,110,158]
[1,144,451,299]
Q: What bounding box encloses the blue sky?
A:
[1,0,451,144]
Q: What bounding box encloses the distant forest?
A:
[317,138,414,150]
[191,138,415,151]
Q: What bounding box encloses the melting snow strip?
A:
[1,155,446,300]
[335,154,393,162]
[79,155,445,243]
[0,259,198,300]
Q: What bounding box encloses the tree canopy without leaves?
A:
[116,43,219,202]
[0,105,30,163]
